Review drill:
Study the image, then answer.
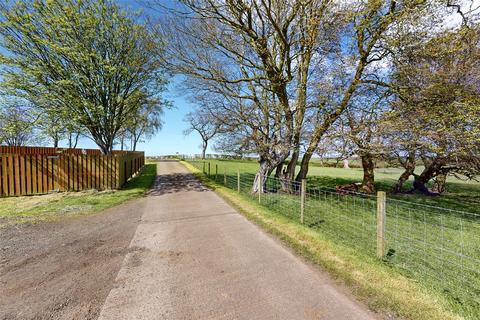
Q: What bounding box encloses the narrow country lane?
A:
[98,160,378,320]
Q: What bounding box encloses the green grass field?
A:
[0,163,157,226]
[194,158,480,213]
[188,158,480,319]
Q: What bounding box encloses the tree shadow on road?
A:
[147,173,210,196]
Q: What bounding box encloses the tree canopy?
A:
[0,0,168,154]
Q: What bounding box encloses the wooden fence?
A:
[0,146,145,197]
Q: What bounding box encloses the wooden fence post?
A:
[258,174,262,203]
[300,179,306,224]
[208,162,211,176]
[377,191,386,258]
[215,164,218,180]
[237,170,240,193]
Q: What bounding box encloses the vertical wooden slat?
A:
[68,155,73,191]
[20,155,26,195]
[82,155,87,190]
[105,156,109,190]
[99,155,103,190]
[14,155,21,196]
[77,155,81,191]
[58,154,64,192]
[39,155,44,193]
[98,156,102,190]
[104,156,109,189]
[47,156,53,192]
[78,155,82,190]
[93,156,97,190]
[99,156,104,190]
[1,156,8,197]
[42,155,48,194]
[87,155,91,189]
[26,155,32,195]
[52,157,58,192]
[73,155,77,191]
[76,155,79,191]
[32,154,37,194]
[8,156,14,196]
[113,156,118,188]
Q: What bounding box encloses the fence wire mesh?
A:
[187,160,480,318]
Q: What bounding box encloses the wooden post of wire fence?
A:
[237,170,240,193]
[376,191,386,258]
[208,162,211,177]
[300,179,306,224]
[215,164,218,181]
[258,174,262,203]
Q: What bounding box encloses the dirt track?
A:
[0,199,146,320]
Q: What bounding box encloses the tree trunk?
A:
[252,159,273,194]
[72,133,79,149]
[52,134,59,148]
[274,162,284,178]
[201,140,207,160]
[343,159,350,169]
[393,170,413,193]
[411,159,446,195]
[132,135,138,151]
[360,154,375,193]
[68,132,80,149]
[285,149,299,180]
[431,173,447,194]
[252,153,288,194]
[296,150,313,181]
[392,153,416,193]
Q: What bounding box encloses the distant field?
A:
[195,158,480,214]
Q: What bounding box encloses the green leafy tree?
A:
[0,0,167,154]
[387,27,480,194]
[0,99,39,146]
[125,93,165,151]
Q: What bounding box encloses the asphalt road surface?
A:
[97,160,378,320]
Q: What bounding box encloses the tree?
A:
[159,0,446,193]
[35,109,67,148]
[184,109,222,159]
[0,99,38,146]
[339,87,389,193]
[0,0,167,154]
[386,26,480,194]
[123,93,165,151]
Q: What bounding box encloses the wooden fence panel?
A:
[0,149,144,197]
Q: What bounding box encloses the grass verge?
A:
[181,160,463,320]
[0,163,157,226]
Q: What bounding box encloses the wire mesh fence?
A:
[187,159,480,318]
